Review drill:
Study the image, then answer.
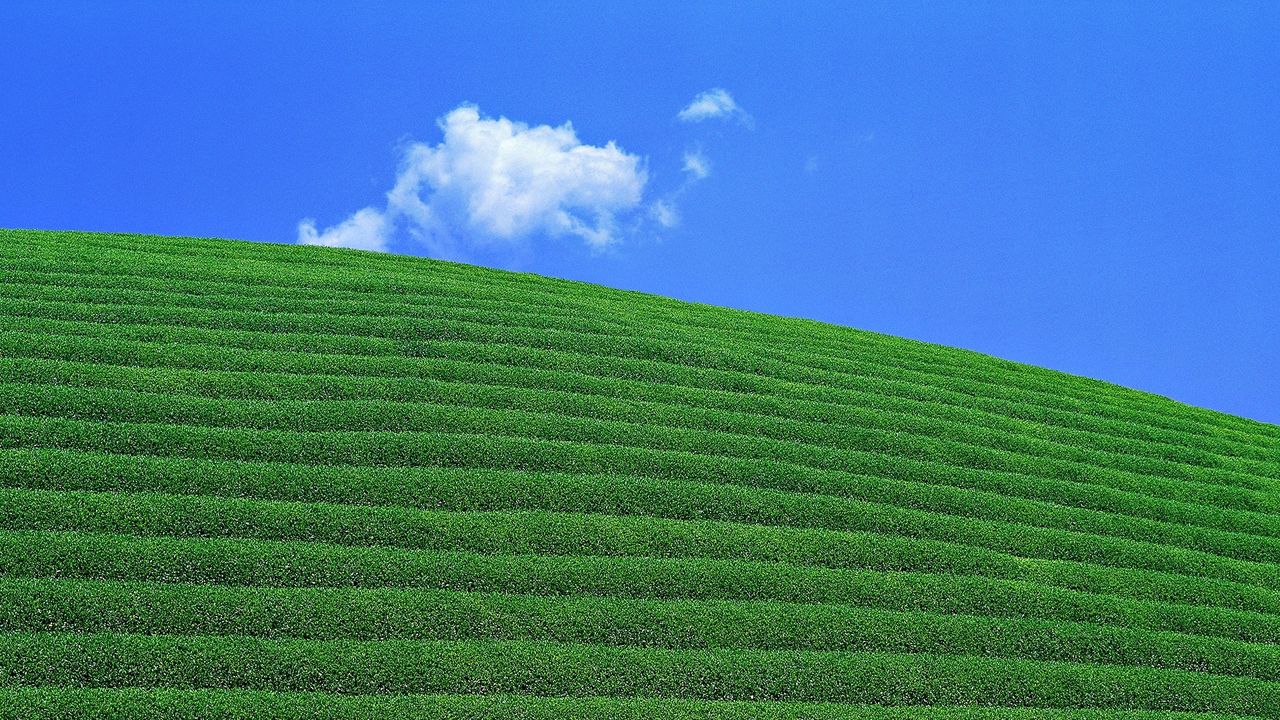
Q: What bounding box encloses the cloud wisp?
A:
[677,88,752,126]
[682,148,711,181]
[298,105,648,258]
[644,88,753,231]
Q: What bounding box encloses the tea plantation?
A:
[1,228,1278,718]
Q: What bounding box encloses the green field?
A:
[1,228,1278,718]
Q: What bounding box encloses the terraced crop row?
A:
[5,286,1276,469]
[2,299,1273,478]
[0,232,1253,420]
[0,229,1277,718]
[6,576,1280,679]
[7,331,1280,537]
[7,229,1278,445]
[10,230,1280,453]
[5,325,1279,527]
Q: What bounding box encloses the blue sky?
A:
[2,2,1278,423]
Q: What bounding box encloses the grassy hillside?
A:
[1,228,1278,719]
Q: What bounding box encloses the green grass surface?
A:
[1,228,1278,718]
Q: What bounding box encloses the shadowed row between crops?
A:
[1,685,1267,720]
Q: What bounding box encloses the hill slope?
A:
[1,228,1279,719]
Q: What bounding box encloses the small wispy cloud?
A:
[299,105,648,258]
[649,199,680,229]
[677,88,752,126]
[682,148,711,181]
[649,91,747,229]
[647,147,714,231]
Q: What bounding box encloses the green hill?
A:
[1,228,1279,719]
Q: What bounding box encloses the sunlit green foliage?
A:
[1,228,1278,718]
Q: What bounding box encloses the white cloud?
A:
[297,207,390,253]
[299,105,648,256]
[677,88,751,125]
[682,149,711,181]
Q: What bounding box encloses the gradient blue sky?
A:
[2,2,1277,423]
